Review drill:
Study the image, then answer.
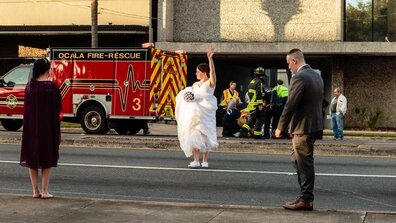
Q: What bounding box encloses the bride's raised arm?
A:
[207,48,216,88]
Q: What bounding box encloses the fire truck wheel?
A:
[80,106,109,134]
[1,119,23,131]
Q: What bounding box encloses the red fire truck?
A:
[0,47,187,134]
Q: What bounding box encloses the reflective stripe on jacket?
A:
[246,78,265,112]
[220,89,239,107]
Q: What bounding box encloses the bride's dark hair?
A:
[197,63,209,77]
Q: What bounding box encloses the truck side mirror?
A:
[7,81,15,87]
[0,79,4,87]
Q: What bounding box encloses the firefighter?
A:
[239,67,268,139]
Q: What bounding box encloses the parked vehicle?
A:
[0,48,187,134]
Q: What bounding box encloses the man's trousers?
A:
[291,134,316,202]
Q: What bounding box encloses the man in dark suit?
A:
[275,48,324,211]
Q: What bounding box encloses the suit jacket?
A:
[277,65,324,135]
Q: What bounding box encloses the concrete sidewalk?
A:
[1,194,395,223]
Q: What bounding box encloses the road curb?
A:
[62,136,396,156]
[1,134,395,157]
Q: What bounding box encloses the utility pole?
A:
[149,0,153,42]
[91,0,98,47]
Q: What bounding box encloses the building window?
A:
[345,0,392,42]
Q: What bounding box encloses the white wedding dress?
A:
[175,80,218,157]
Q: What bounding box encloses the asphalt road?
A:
[0,144,395,212]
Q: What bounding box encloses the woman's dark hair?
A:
[32,58,50,80]
[197,63,210,77]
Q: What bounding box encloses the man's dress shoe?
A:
[283,199,313,211]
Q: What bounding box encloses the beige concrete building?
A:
[0,0,394,129]
[155,0,396,130]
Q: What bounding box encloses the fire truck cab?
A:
[0,48,187,135]
[0,64,31,131]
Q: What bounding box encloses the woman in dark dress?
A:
[20,58,61,199]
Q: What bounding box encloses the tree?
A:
[373,0,388,41]
[345,1,372,41]
[345,0,389,42]
[388,0,396,41]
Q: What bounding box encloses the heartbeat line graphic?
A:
[117,64,150,111]
[58,64,150,112]
[127,64,150,92]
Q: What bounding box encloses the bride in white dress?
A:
[175,48,218,168]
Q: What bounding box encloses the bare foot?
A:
[41,193,54,199]
[33,193,41,198]
[33,189,41,198]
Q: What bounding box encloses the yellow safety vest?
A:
[220,89,239,107]
[274,85,288,99]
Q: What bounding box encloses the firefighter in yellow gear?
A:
[239,67,268,139]
[219,81,240,109]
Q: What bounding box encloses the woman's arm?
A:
[207,48,216,88]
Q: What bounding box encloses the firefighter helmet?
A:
[253,67,265,76]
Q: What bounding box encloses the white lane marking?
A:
[2,160,396,178]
